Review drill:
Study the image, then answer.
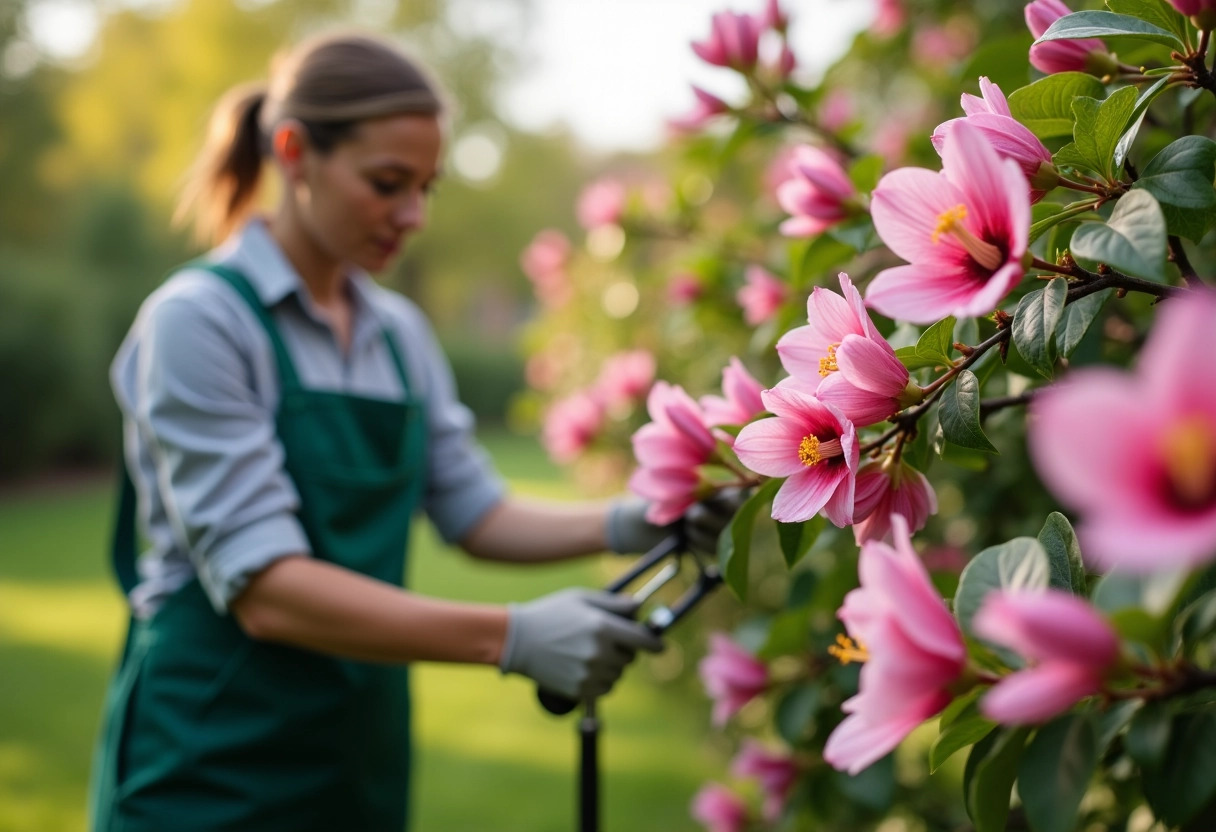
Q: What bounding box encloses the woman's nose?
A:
[392,191,427,231]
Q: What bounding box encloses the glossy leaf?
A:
[964,727,1031,832]
[1065,86,1139,182]
[1019,714,1099,832]
[1125,700,1172,770]
[954,537,1051,642]
[1057,289,1111,358]
[1038,512,1087,595]
[939,370,997,454]
[1133,136,1216,242]
[777,515,824,569]
[1012,278,1067,378]
[1036,11,1184,50]
[1114,75,1172,171]
[1008,72,1108,139]
[718,478,781,601]
[1106,0,1190,42]
[1141,712,1216,827]
[1070,189,1168,282]
[931,699,997,773]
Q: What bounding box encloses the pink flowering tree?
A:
[517,0,1216,829]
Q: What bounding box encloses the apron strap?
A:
[111,461,140,597]
[198,262,304,389]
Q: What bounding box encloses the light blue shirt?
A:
[112,220,506,616]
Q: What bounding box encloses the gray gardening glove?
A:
[606,488,750,556]
[499,588,664,700]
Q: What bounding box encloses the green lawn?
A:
[0,431,721,832]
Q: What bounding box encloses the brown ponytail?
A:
[175,31,443,247]
[174,82,267,246]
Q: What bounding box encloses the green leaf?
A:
[1125,700,1172,770]
[1096,700,1141,753]
[1038,512,1087,595]
[965,727,1031,832]
[1106,0,1190,43]
[777,516,824,569]
[1009,72,1109,140]
[1070,189,1168,281]
[1114,74,1173,171]
[1133,135,1216,242]
[775,683,819,746]
[758,607,812,659]
[954,537,1051,641]
[939,686,985,729]
[827,218,878,253]
[718,478,781,601]
[939,370,997,454]
[835,753,896,812]
[792,235,857,290]
[961,33,1037,94]
[1036,10,1185,50]
[1057,289,1111,357]
[1178,589,1216,650]
[1141,712,1216,827]
[931,699,998,773]
[1068,86,1140,182]
[896,316,957,371]
[1012,278,1068,379]
[848,154,885,194]
[1019,714,1099,832]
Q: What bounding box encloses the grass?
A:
[0,431,721,832]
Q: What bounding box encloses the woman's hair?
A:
[175,31,443,245]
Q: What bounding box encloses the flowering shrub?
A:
[519,0,1216,828]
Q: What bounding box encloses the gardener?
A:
[89,30,730,832]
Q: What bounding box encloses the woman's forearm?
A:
[230,555,509,665]
[459,497,612,563]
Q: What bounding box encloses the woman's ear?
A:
[271,120,308,181]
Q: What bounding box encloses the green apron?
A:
[90,263,428,832]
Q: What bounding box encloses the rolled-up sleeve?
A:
[136,291,311,612]
[396,306,506,544]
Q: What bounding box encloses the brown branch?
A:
[1169,235,1204,289]
[980,392,1035,421]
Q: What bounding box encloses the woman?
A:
[90,31,727,832]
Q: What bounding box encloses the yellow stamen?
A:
[828,634,870,665]
[819,343,840,377]
[1162,417,1216,508]
[798,435,821,467]
[931,203,1003,271]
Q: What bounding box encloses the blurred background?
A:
[0,1,870,830]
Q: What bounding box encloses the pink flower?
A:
[1029,290,1216,572]
[733,386,859,525]
[776,145,857,238]
[594,350,655,410]
[670,85,731,133]
[737,265,788,326]
[690,782,750,832]
[869,119,913,168]
[974,589,1120,724]
[576,178,627,230]
[731,740,799,821]
[701,357,766,431]
[768,41,797,81]
[776,272,886,394]
[823,515,967,775]
[629,381,717,524]
[541,391,605,464]
[520,229,572,308]
[760,0,788,32]
[1025,0,1113,76]
[851,459,937,545]
[866,120,1030,324]
[911,18,978,69]
[932,77,1056,203]
[818,89,855,133]
[699,633,769,725]
[667,271,704,305]
[872,0,906,37]
[692,11,762,71]
[1169,0,1216,18]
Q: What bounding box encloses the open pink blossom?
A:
[932,77,1056,203]
[1025,0,1114,76]
[823,515,967,775]
[670,85,731,133]
[594,350,655,410]
[692,11,761,71]
[541,391,605,464]
[866,120,1030,324]
[776,145,857,238]
[733,386,859,525]
[1029,290,1216,572]
[576,178,627,230]
[731,740,799,821]
[699,633,769,726]
[777,273,882,389]
[851,459,937,545]
[629,381,718,524]
[737,265,788,325]
[690,782,750,832]
[974,589,1120,724]
[520,229,572,308]
[701,357,766,432]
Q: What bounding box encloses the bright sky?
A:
[22,0,874,154]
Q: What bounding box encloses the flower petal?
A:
[980,662,1102,725]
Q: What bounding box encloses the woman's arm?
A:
[231,555,509,665]
[458,496,615,563]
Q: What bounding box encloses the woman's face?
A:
[294,114,443,274]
